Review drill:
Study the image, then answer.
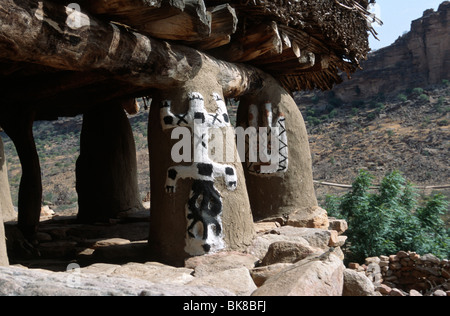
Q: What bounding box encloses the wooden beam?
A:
[191,4,238,50]
[80,0,212,41]
[214,21,283,62]
[79,0,185,22]
[259,52,316,74]
[137,0,212,41]
[252,41,302,65]
[0,0,266,98]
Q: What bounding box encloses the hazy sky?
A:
[368,0,445,51]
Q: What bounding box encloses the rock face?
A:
[333,2,450,102]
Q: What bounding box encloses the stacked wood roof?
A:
[0,0,378,120]
[76,0,376,92]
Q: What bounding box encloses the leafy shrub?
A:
[419,94,429,102]
[397,93,408,102]
[324,170,449,263]
[412,87,424,95]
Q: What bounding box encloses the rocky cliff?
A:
[334,1,450,102]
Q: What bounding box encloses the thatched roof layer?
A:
[229,0,375,91]
[74,0,377,92]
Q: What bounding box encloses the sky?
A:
[368,0,446,51]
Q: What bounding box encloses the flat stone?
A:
[250,263,293,287]
[111,262,194,285]
[185,251,258,277]
[252,253,345,296]
[188,267,256,296]
[88,238,131,248]
[0,265,233,296]
[92,241,150,263]
[260,241,318,266]
[253,222,280,234]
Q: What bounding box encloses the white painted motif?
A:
[161,92,237,256]
[246,102,288,174]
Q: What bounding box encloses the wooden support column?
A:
[0,111,42,242]
[76,102,142,223]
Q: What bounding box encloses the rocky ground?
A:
[1,209,373,296]
[2,209,448,296]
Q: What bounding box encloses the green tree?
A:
[324,170,449,263]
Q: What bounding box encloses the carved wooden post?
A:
[0,135,10,265]
[76,102,142,223]
[237,77,326,227]
[148,72,255,266]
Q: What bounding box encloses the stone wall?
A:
[349,251,450,296]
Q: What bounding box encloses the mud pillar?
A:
[148,77,255,266]
[76,102,142,223]
[0,111,42,241]
[0,134,15,222]
[237,78,325,227]
[0,135,9,265]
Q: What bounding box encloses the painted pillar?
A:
[76,102,142,223]
[237,78,324,226]
[148,74,255,266]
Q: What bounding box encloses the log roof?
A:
[0,0,379,118]
[76,0,376,91]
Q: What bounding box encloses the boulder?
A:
[250,263,293,287]
[246,226,332,260]
[187,267,257,296]
[260,241,318,266]
[286,206,329,229]
[252,253,345,296]
[343,269,379,296]
[328,217,348,235]
[185,251,258,277]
